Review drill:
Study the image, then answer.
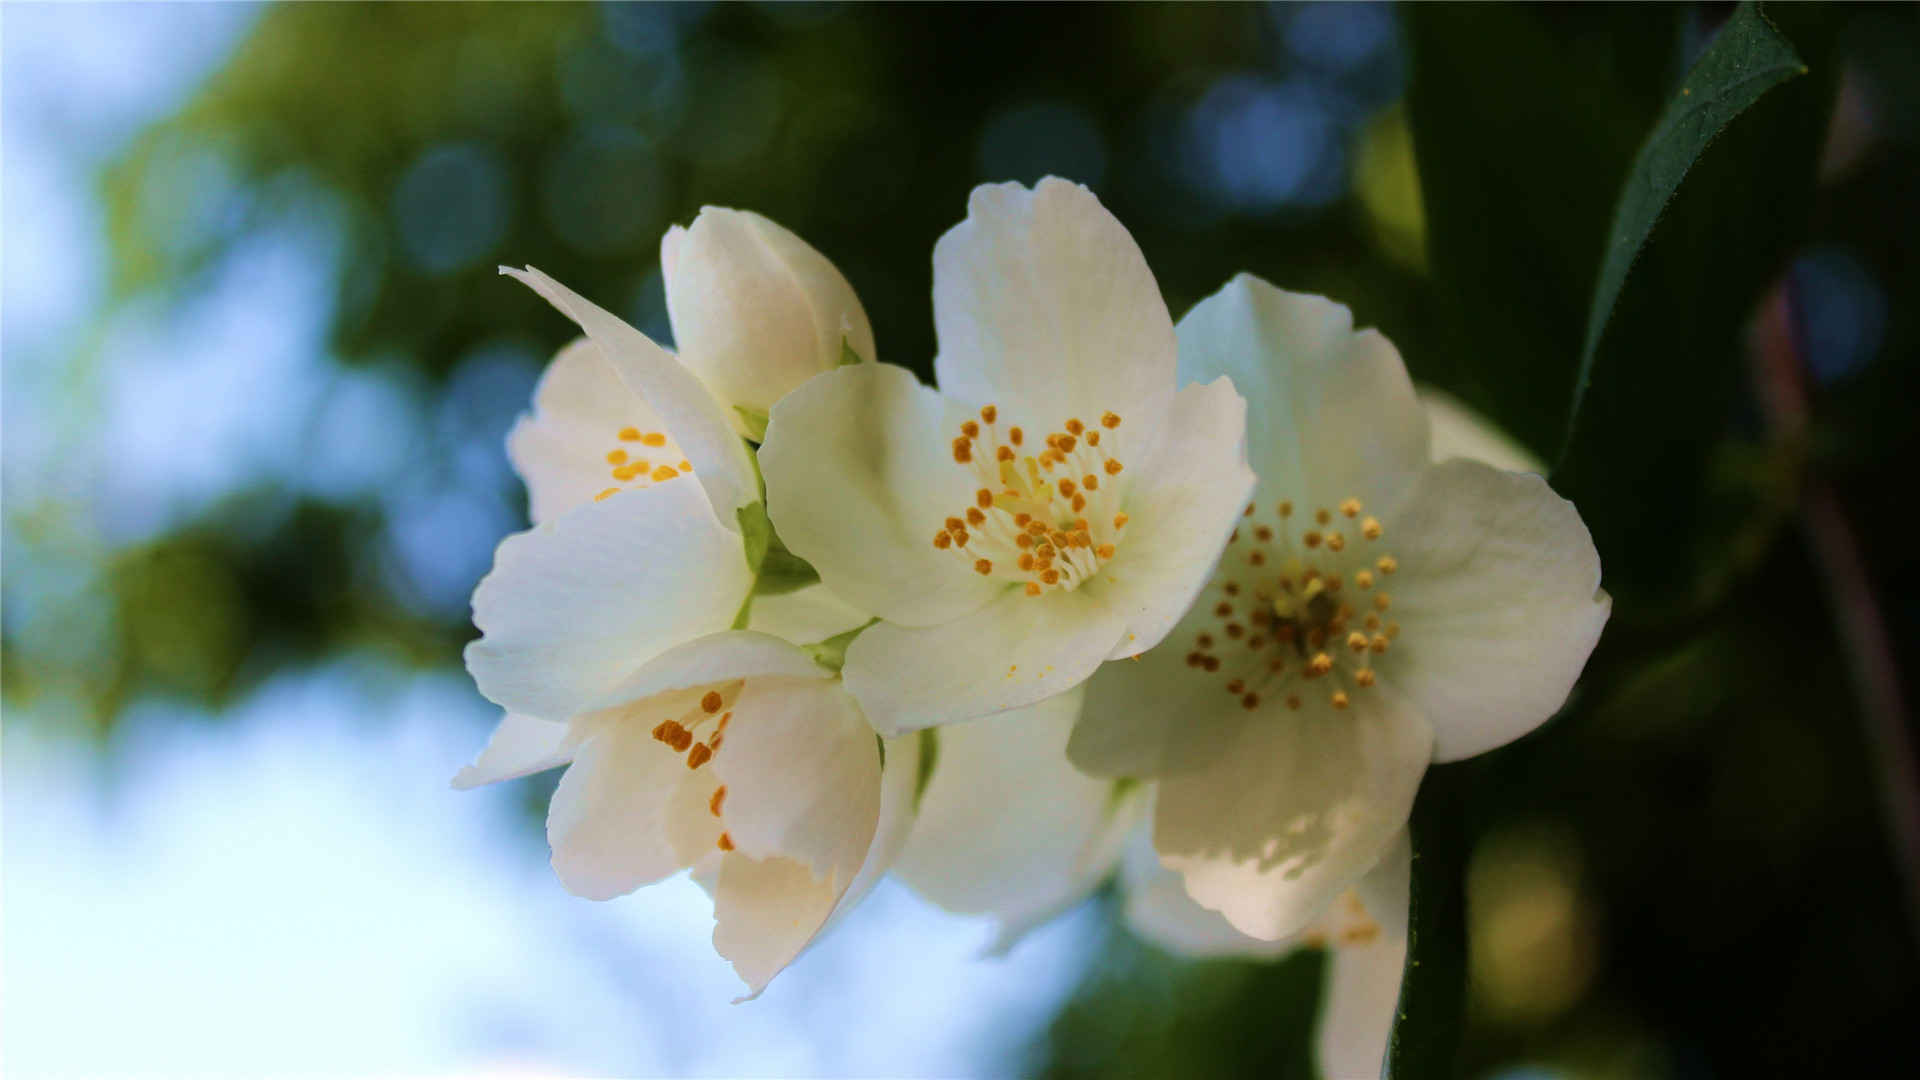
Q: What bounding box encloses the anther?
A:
[961,420,979,438]
[671,728,693,752]
[1374,593,1391,611]
[966,507,986,526]
[618,427,641,441]
[1354,570,1374,589]
[933,532,953,550]
[1066,418,1085,435]
[1326,532,1346,552]
[607,450,628,465]
[1347,631,1369,653]
[952,438,972,464]
[594,488,619,502]
[1370,634,1390,654]
[1025,582,1042,596]
[701,691,724,714]
[1096,543,1115,559]
[1009,426,1024,445]
[1242,693,1260,710]
[1278,500,1293,518]
[1083,474,1099,490]
[974,558,993,575]
[1355,668,1377,687]
[976,488,994,509]
[717,832,735,852]
[709,786,727,816]
[1316,508,1332,526]
[1362,517,1383,540]
[1308,652,1334,677]
[980,404,998,423]
[1303,531,1323,548]
[651,466,678,482]
[1104,459,1123,475]
[1331,691,1350,710]
[1340,498,1362,518]
[1113,512,1128,529]
[641,432,667,448]
[1376,555,1398,575]
[1101,412,1121,428]
[686,743,713,769]
[996,445,1015,462]
[1254,526,1273,542]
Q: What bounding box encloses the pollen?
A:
[701,691,724,714]
[1346,631,1369,653]
[686,743,713,769]
[1340,498,1362,518]
[1376,555,1398,575]
[717,832,735,852]
[709,786,726,816]
[640,432,667,448]
[606,450,628,465]
[1355,668,1376,687]
[651,466,678,482]
[1331,691,1350,710]
[935,409,1132,596]
[1362,517,1383,540]
[1308,652,1334,677]
[618,426,641,441]
[1101,411,1121,428]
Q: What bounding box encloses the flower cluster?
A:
[457,179,1608,1064]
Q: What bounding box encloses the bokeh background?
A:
[5,3,1918,1077]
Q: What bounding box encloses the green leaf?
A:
[1560,2,1807,465]
[1382,763,1474,1080]
[1552,2,1839,613]
[752,540,821,596]
[1405,5,1681,458]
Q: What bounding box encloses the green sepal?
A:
[913,727,940,811]
[734,405,770,443]
[753,532,821,596]
[838,337,866,367]
[801,618,876,673]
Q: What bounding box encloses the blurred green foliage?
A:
[7,2,1919,1076]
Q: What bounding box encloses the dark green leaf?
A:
[1561,2,1807,464]
[1382,764,1472,1080]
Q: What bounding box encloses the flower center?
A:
[1184,496,1402,713]
[593,425,694,503]
[647,679,742,851]
[931,404,1131,596]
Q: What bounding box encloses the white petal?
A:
[1420,387,1545,475]
[893,687,1137,944]
[545,725,688,900]
[712,852,841,1000]
[1069,586,1250,780]
[1175,274,1429,513]
[502,265,758,517]
[842,585,1130,734]
[761,362,999,627]
[1119,815,1296,959]
[932,178,1176,457]
[1315,931,1407,1080]
[1155,684,1433,941]
[1353,829,1412,943]
[744,583,872,644]
[505,337,670,524]
[1384,460,1609,762]
[1099,376,1255,660]
[464,479,751,721]
[585,629,825,714]
[823,730,924,933]
[666,207,877,416]
[711,676,880,886]
[451,712,573,790]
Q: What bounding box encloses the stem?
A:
[1382,762,1472,1079]
[1751,282,1920,944]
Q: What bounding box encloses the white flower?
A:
[1070,274,1610,940]
[759,178,1256,733]
[891,686,1144,950]
[1121,821,1410,1080]
[468,207,873,723]
[893,719,1404,1079]
[455,630,920,999]
[661,207,877,428]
